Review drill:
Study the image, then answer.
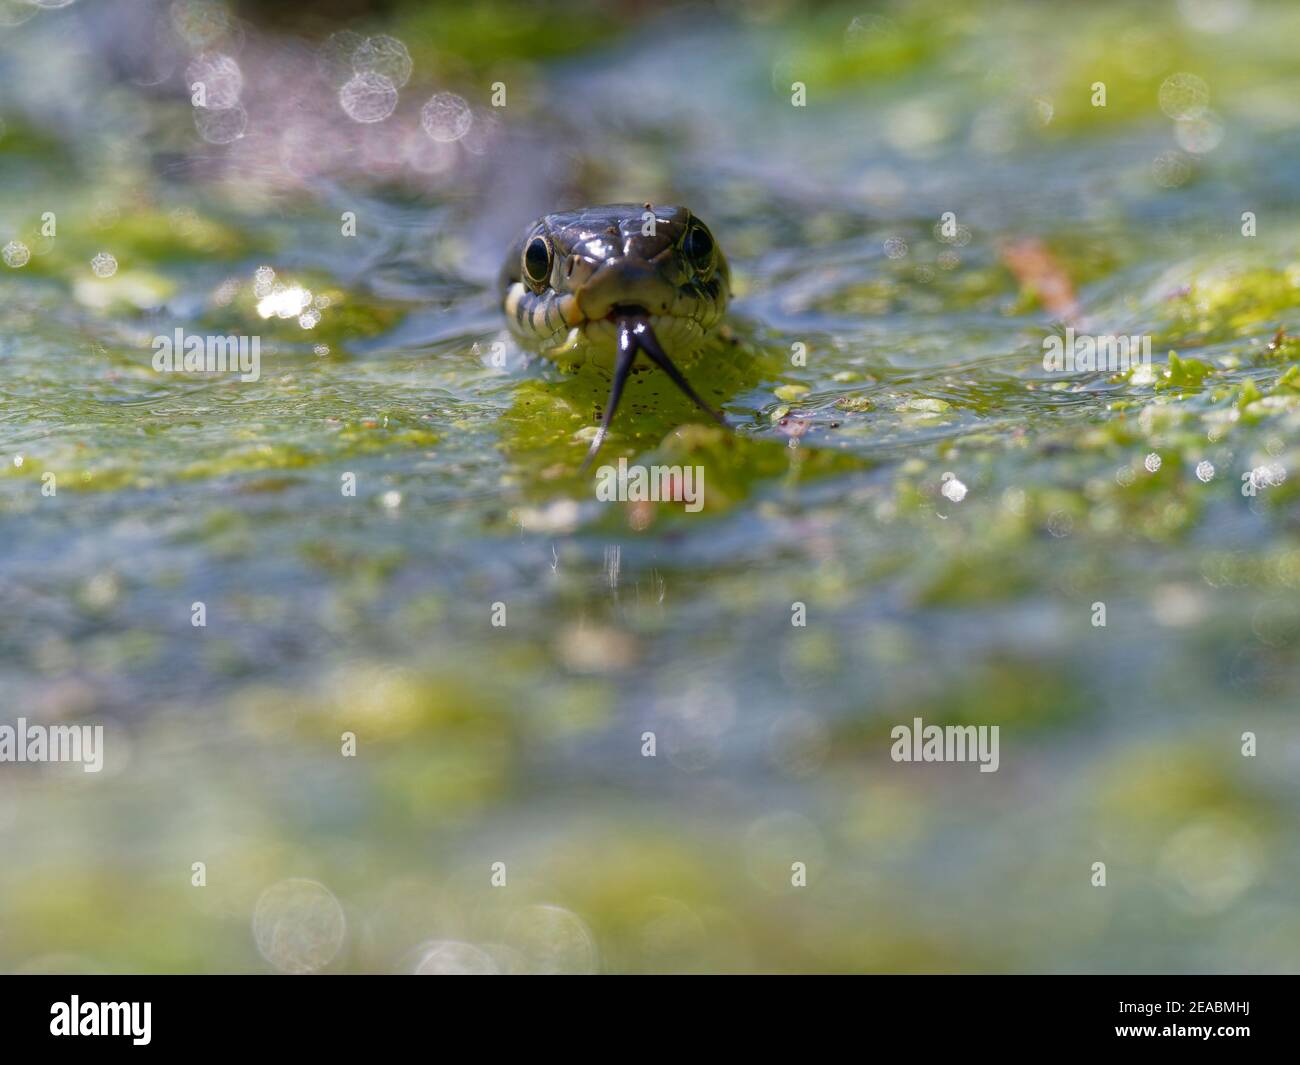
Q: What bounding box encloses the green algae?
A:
[4,0,1300,978]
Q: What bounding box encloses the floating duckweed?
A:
[1158,351,1213,389]
[1130,362,1157,386]
[835,395,874,412]
[905,397,951,413]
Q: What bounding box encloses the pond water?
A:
[2,0,1299,972]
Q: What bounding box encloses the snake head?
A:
[498,204,732,470]
[499,203,729,368]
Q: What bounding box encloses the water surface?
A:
[2,0,1300,973]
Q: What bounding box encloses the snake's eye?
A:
[683,223,715,276]
[523,235,552,290]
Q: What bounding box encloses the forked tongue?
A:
[580,316,728,473]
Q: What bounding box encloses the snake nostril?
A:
[565,256,576,278]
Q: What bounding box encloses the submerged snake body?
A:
[499,204,729,370]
